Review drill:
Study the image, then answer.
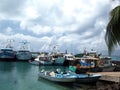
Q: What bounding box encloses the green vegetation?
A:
[105,5,120,55]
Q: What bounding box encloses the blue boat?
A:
[0,48,15,60]
[76,73,101,83]
[39,70,77,83]
[39,69,101,83]
[0,39,15,60]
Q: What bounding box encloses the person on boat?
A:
[55,68,61,74]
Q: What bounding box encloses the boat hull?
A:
[39,72,76,83]
[101,66,115,72]
[16,51,32,61]
[29,60,39,65]
[39,60,53,65]
[76,74,101,83]
[0,48,15,60]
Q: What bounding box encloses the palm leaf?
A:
[105,5,120,55]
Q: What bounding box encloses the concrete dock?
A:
[92,72,120,83]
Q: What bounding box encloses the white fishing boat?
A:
[16,50,32,61]
[63,53,75,66]
[16,40,32,61]
[29,53,53,65]
[0,39,16,60]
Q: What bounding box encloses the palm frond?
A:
[105,5,120,55]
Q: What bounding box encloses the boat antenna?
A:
[6,39,15,49]
[19,40,30,50]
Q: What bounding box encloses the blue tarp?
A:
[80,61,91,66]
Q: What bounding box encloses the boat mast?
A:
[19,40,30,51]
[6,39,15,49]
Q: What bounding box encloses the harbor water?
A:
[0,61,119,90]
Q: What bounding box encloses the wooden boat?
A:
[99,57,115,72]
[74,49,115,72]
[39,70,77,83]
[73,57,101,72]
[74,56,115,72]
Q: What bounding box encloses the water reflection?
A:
[38,77,74,90]
[0,61,15,72]
[0,61,116,90]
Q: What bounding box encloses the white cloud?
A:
[29,25,51,35]
[5,27,13,35]
[0,0,117,54]
[23,6,39,19]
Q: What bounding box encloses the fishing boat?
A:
[0,48,15,60]
[30,52,76,66]
[73,56,116,72]
[39,58,53,65]
[0,39,16,60]
[71,56,100,72]
[74,49,115,72]
[16,40,32,61]
[39,70,77,83]
[99,57,115,72]
[16,50,32,61]
[39,69,101,83]
[51,53,66,65]
[63,53,75,66]
[29,53,53,65]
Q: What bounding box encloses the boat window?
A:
[6,51,13,53]
[68,56,73,58]
[53,56,58,58]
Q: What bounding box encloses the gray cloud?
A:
[0,0,117,54]
[0,0,25,18]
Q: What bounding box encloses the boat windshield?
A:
[18,51,31,54]
[1,49,13,51]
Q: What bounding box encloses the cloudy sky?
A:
[0,0,119,54]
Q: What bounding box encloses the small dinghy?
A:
[39,70,77,83]
[29,60,39,65]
